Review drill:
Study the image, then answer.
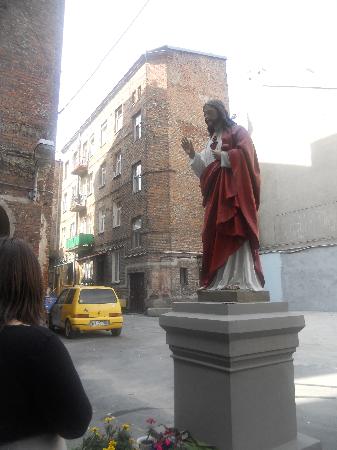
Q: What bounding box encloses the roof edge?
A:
[61,45,227,153]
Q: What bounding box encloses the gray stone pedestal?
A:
[197,289,270,303]
[159,302,321,450]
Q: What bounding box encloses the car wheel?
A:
[110,328,122,337]
[65,320,75,339]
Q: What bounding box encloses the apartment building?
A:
[56,45,228,311]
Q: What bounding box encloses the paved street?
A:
[63,312,337,450]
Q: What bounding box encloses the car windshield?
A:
[79,289,117,304]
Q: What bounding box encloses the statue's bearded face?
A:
[203,105,220,129]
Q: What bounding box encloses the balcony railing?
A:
[71,157,88,176]
[66,233,94,251]
[70,194,86,213]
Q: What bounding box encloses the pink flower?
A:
[154,444,163,450]
[146,418,156,425]
[165,439,171,446]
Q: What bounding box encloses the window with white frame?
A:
[112,201,121,228]
[70,222,76,238]
[61,226,66,246]
[80,177,87,196]
[80,217,87,234]
[111,250,120,283]
[114,105,123,133]
[83,260,93,280]
[71,184,77,199]
[63,193,68,212]
[82,141,88,161]
[114,152,122,177]
[73,151,78,169]
[89,134,95,158]
[132,217,142,248]
[101,121,107,147]
[98,208,105,233]
[64,161,69,180]
[87,173,93,195]
[87,215,93,234]
[133,112,142,140]
[132,162,142,193]
[100,164,106,187]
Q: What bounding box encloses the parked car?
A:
[44,295,58,314]
[49,286,123,339]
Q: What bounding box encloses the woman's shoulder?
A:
[0,324,60,355]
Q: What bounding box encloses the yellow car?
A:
[49,286,123,339]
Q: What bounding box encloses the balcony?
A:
[71,158,88,176]
[66,233,94,252]
[70,194,86,213]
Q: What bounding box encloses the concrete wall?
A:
[259,134,337,311]
[281,246,337,311]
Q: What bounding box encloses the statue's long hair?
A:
[203,99,236,136]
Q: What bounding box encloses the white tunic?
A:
[190,131,263,291]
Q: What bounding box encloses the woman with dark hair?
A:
[0,237,92,449]
[181,100,265,291]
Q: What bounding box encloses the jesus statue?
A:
[181,100,265,291]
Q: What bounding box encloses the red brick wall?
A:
[0,0,64,288]
[166,51,228,253]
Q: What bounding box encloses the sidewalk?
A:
[65,312,337,450]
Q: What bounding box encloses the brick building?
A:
[0,0,64,287]
[56,46,228,311]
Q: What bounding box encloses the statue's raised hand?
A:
[181,137,195,158]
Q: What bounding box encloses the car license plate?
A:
[90,320,109,327]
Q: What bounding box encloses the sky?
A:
[57,0,337,165]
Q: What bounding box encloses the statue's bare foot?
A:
[197,286,207,292]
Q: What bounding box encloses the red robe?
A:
[199,125,265,288]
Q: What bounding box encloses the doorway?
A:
[129,272,146,313]
[0,207,10,237]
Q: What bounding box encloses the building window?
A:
[80,217,87,234]
[132,217,142,248]
[64,161,69,180]
[137,85,142,99]
[87,173,93,195]
[114,152,122,178]
[89,134,95,158]
[114,105,123,133]
[87,215,93,234]
[131,91,136,104]
[132,162,142,193]
[180,268,188,286]
[82,141,88,161]
[63,193,68,212]
[111,250,120,283]
[83,260,93,281]
[70,222,76,238]
[73,151,78,169]
[101,120,107,147]
[100,164,106,187]
[71,184,77,199]
[80,177,87,196]
[61,226,66,246]
[98,208,105,233]
[133,112,142,140]
[112,202,121,228]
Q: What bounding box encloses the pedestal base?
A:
[274,433,321,450]
[160,302,321,450]
[197,288,270,303]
